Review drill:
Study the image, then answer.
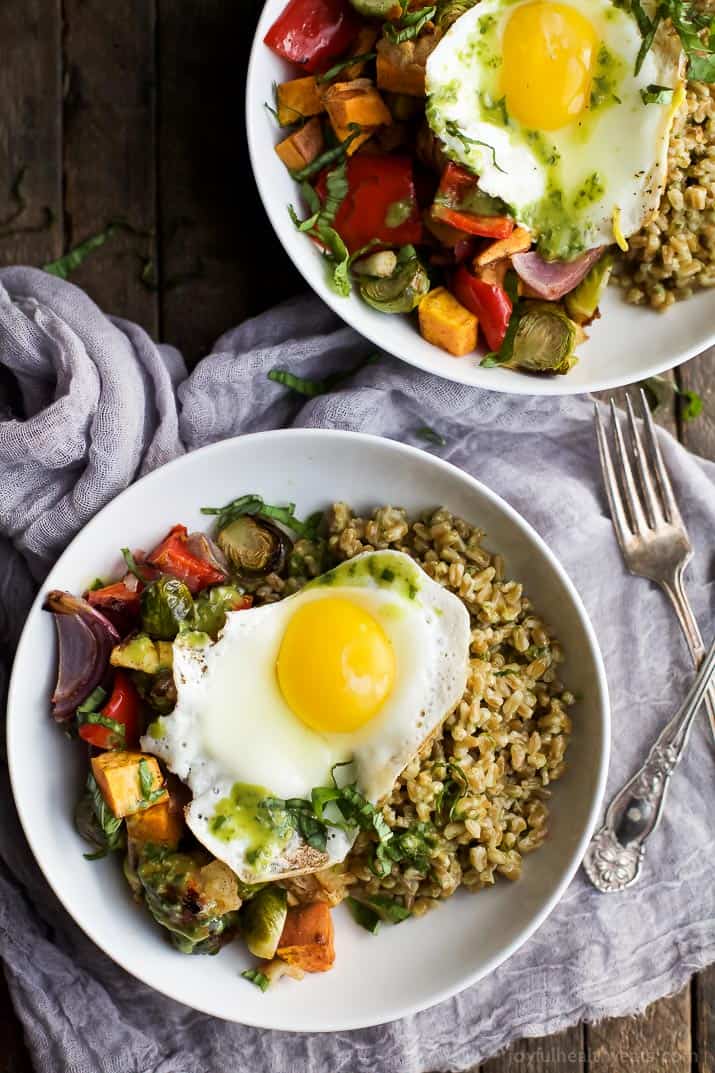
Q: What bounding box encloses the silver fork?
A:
[583,388,714,892]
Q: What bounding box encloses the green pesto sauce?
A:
[384,199,414,228]
[309,551,422,601]
[147,718,166,740]
[209,783,292,867]
[521,187,590,261]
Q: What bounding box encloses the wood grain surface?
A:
[0,2,712,1071]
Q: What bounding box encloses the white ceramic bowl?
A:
[8,430,609,1030]
[245,15,715,395]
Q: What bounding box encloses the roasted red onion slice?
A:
[45,591,119,721]
[186,532,229,578]
[511,247,605,301]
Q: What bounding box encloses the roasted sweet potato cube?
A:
[473,227,533,267]
[276,902,335,973]
[275,117,325,171]
[342,27,380,80]
[126,798,183,849]
[323,79,392,137]
[418,287,478,357]
[376,32,440,97]
[91,750,168,819]
[276,76,325,127]
[331,123,375,154]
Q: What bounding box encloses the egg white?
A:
[141,550,471,883]
[426,0,684,258]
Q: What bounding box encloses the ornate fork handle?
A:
[584,638,715,893]
[662,567,715,740]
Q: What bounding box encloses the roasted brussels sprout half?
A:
[348,0,398,16]
[140,576,194,641]
[192,584,247,638]
[240,886,288,960]
[564,252,614,325]
[436,0,478,29]
[359,247,431,313]
[508,301,578,375]
[217,516,291,578]
[137,848,241,955]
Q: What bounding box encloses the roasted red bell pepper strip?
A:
[79,671,140,750]
[87,580,142,616]
[317,154,423,254]
[264,0,358,74]
[432,162,514,240]
[432,206,514,239]
[147,525,227,594]
[453,266,513,351]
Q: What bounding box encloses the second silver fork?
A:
[594,388,715,741]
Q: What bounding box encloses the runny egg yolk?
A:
[276,597,396,733]
[501,1,598,131]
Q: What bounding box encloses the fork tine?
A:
[637,388,683,525]
[594,402,633,549]
[624,392,664,529]
[609,399,649,536]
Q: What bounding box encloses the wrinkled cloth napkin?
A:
[0,266,713,1073]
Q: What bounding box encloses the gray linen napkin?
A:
[0,266,713,1073]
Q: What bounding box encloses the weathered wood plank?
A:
[678,346,715,460]
[593,369,678,438]
[0,0,62,267]
[157,0,301,362]
[586,987,692,1073]
[62,0,158,334]
[482,1026,585,1073]
[696,965,715,1073]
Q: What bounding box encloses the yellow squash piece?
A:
[418,287,478,356]
[91,750,168,819]
[276,76,325,127]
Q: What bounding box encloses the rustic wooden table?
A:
[1,3,713,1071]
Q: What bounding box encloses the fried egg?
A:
[426,0,684,259]
[141,550,470,883]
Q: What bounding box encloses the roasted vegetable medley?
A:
[47,492,577,990]
[263,0,715,374]
[48,496,460,988]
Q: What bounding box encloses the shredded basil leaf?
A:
[641,375,703,422]
[384,4,436,42]
[137,758,165,807]
[121,547,152,583]
[444,120,505,175]
[289,125,363,184]
[434,761,469,821]
[267,352,379,398]
[43,225,118,280]
[417,426,446,447]
[317,51,377,84]
[77,686,107,715]
[82,711,127,744]
[200,495,323,540]
[353,893,411,923]
[640,83,674,104]
[347,897,381,933]
[241,969,270,991]
[86,772,124,856]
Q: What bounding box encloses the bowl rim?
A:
[245,12,715,397]
[7,428,611,1031]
